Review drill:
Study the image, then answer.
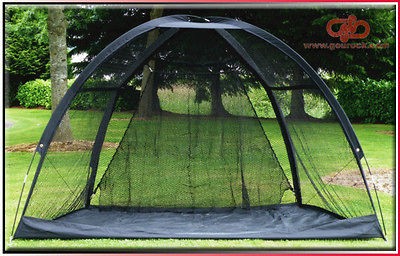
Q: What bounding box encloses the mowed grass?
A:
[4,107,395,251]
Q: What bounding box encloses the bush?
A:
[16,79,52,109]
[70,79,139,111]
[17,78,139,111]
[335,77,395,124]
[248,87,276,118]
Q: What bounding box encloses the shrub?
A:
[16,79,52,109]
[248,87,276,118]
[70,79,139,111]
[17,78,139,111]
[335,77,395,124]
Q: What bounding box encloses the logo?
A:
[303,14,388,50]
[326,15,370,43]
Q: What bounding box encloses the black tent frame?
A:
[13,15,385,240]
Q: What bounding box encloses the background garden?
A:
[4,4,396,251]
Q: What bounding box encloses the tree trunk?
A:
[48,7,73,141]
[289,90,307,119]
[4,70,10,108]
[288,69,309,119]
[137,8,163,118]
[210,73,230,117]
[137,61,161,117]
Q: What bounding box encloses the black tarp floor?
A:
[15,204,382,239]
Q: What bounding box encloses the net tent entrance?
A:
[13,15,384,240]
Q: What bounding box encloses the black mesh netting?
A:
[94,29,292,209]
[21,27,376,224]
[226,29,376,219]
[227,29,314,88]
[21,29,162,220]
[24,91,114,219]
[272,89,375,218]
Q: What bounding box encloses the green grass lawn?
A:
[4,108,396,251]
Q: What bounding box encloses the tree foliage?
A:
[5,7,50,105]
[239,8,396,81]
[66,7,150,71]
[64,6,395,81]
[6,5,395,112]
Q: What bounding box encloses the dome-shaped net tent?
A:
[13,15,385,239]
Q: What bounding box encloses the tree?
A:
[137,8,163,117]
[6,6,394,119]
[66,7,395,81]
[249,8,395,80]
[136,16,236,117]
[62,6,395,119]
[209,71,231,117]
[5,7,50,106]
[66,8,149,72]
[236,8,395,118]
[48,6,73,141]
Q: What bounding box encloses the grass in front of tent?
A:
[4,108,395,251]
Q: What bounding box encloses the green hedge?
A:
[16,79,52,109]
[335,78,395,124]
[17,79,139,111]
[17,77,395,123]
